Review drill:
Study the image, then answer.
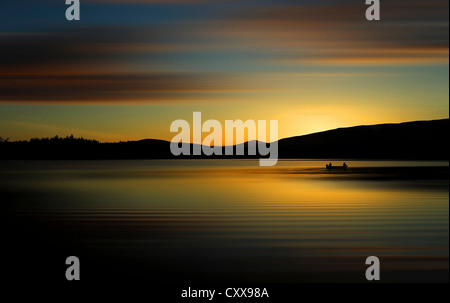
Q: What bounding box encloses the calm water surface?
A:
[1,160,448,283]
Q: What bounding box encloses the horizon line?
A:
[1,117,448,144]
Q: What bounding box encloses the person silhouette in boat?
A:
[343,162,348,170]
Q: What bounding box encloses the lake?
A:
[1,160,448,283]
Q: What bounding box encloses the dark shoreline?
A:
[1,119,448,160]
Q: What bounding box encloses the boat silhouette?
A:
[326,163,348,170]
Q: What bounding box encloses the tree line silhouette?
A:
[1,135,99,144]
[1,119,448,160]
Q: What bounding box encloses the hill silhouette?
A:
[0,119,448,160]
[278,119,449,160]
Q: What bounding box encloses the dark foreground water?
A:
[1,160,448,285]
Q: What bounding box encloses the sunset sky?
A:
[0,0,448,142]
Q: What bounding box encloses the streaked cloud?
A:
[210,0,449,65]
[1,0,448,103]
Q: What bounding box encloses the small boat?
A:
[326,163,348,170]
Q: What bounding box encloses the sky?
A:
[0,0,448,143]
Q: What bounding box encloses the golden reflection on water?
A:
[1,160,448,282]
